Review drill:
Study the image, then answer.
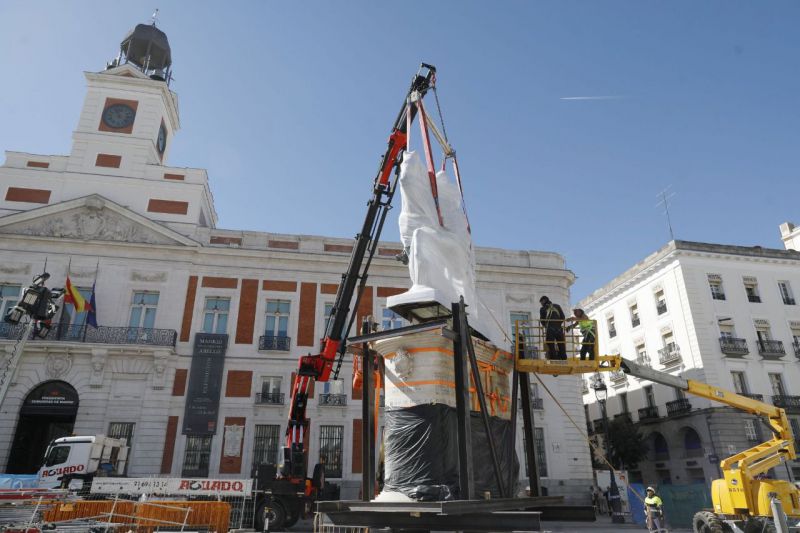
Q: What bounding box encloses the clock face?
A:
[157,123,167,154]
[102,104,136,129]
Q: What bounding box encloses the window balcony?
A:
[741,393,764,402]
[719,337,749,356]
[638,405,660,421]
[609,327,617,338]
[610,370,627,385]
[757,340,785,359]
[711,292,726,301]
[636,353,651,367]
[318,393,347,406]
[259,335,291,351]
[255,392,285,405]
[666,398,692,416]
[614,412,632,424]
[531,397,544,410]
[631,317,640,328]
[794,342,800,358]
[772,395,800,411]
[658,343,681,366]
[783,297,796,306]
[0,323,177,347]
[656,302,668,315]
[747,294,761,303]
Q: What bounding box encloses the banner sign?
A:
[183,333,228,435]
[90,477,253,496]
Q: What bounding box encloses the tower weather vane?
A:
[655,186,676,241]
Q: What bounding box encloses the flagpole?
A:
[82,259,100,341]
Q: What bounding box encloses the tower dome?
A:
[108,21,173,83]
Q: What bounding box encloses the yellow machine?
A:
[515,320,800,533]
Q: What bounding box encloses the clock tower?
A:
[68,21,179,174]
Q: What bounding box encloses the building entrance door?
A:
[7,381,79,474]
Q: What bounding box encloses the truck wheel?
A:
[693,511,724,533]
[284,508,299,528]
[255,499,287,531]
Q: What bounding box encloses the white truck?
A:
[37,435,128,489]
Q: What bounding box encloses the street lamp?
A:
[592,375,625,524]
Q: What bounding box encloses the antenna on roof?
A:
[655,186,676,241]
[151,8,159,26]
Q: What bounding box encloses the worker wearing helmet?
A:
[539,296,567,360]
[566,308,596,360]
[644,486,665,533]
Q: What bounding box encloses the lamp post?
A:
[592,375,625,524]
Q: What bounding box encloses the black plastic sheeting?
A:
[382,404,519,501]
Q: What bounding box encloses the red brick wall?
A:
[320,284,339,295]
[357,286,374,326]
[235,279,258,344]
[147,199,189,215]
[225,370,253,397]
[160,416,179,474]
[324,244,353,253]
[377,286,406,298]
[268,240,299,250]
[263,280,297,292]
[26,161,49,168]
[297,282,317,347]
[5,187,51,204]
[180,276,198,342]
[202,277,238,289]
[210,236,242,245]
[95,154,122,168]
[172,369,187,396]
[219,417,246,474]
[163,173,184,180]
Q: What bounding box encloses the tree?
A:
[606,417,648,469]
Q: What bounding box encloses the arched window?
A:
[651,432,669,461]
[683,427,703,458]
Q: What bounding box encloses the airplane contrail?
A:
[560,95,625,100]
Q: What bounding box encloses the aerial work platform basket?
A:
[513,319,621,375]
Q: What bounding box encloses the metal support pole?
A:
[452,300,474,500]
[462,303,506,498]
[600,399,624,523]
[771,497,789,533]
[507,358,519,497]
[518,370,540,496]
[360,318,374,501]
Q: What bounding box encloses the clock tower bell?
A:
[68,21,180,174]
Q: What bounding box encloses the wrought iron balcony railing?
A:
[0,323,177,347]
[656,302,668,315]
[658,343,681,365]
[719,337,749,356]
[711,292,726,301]
[638,405,660,421]
[610,370,627,384]
[757,340,785,358]
[666,398,692,416]
[255,392,285,405]
[741,393,764,402]
[747,293,761,303]
[318,393,347,406]
[772,395,800,411]
[793,342,800,358]
[783,297,796,305]
[636,353,651,367]
[531,397,544,410]
[259,335,291,351]
[609,327,617,338]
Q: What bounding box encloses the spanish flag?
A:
[64,276,86,313]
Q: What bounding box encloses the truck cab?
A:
[37,435,128,489]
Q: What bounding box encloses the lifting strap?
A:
[415,98,445,227]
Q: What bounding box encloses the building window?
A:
[778,281,795,305]
[731,371,749,395]
[61,286,93,327]
[322,302,335,338]
[619,392,629,414]
[607,315,616,338]
[708,274,725,301]
[534,427,548,477]
[252,424,280,469]
[107,422,134,475]
[768,373,786,397]
[655,289,667,315]
[202,297,230,334]
[318,425,343,478]
[719,322,735,339]
[629,303,640,327]
[182,435,212,477]
[381,307,407,331]
[636,343,649,366]
[644,385,656,408]
[258,376,283,404]
[129,291,159,329]
[265,299,290,337]
[790,419,800,446]
[510,311,530,334]
[744,420,760,442]
[791,324,800,355]
[0,284,21,318]
[743,277,761,303]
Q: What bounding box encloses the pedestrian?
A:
[644,486,666,532]
[539,296,566,360]
[596,486,609,515]
[566,308,596,360]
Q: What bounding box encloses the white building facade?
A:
[580,240,800,487]
[781,222,800,251]
[0,25,592,501]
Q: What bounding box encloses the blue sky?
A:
[1,1,798,302]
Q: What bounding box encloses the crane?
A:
[515,323,800,533]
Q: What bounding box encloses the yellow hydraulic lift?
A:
[513,320,800,533]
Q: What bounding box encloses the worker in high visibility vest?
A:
[644,486,666,533]
[566,308,596,360]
